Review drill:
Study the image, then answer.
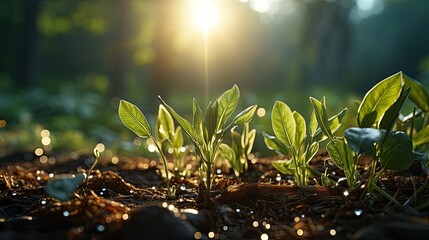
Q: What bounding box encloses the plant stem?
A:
[371,182,404,209]
[151,136,171,197]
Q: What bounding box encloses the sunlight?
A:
[190,0,219,33]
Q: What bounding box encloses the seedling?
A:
[264,98,347,185]
[159,85,257,195]
[118,100,174,196]
[218,123,256,176]
[156,105,189,178]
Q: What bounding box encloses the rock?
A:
[116,206,198,240]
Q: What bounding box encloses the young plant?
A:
[118,100,174,196]
[156,105,189,178]
[218,123,256,177]
[159,85,257,195]
[264,99,347,185]
[342,72,420,193]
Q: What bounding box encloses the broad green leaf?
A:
[272,101,295,148]
[404,74,429,112]
[309,109,318,138]
[380,131,413,170]
[157,104,174,141]
[227,105,257,129]
[305,141,319,163]
[358,72,403,128]
[293,111,306,150]
[379,87,411,133]
[118,100,151,138]
[327,138,354,171]
[272,160,296,175]
[344,127,385,155]
[263,132,289,156]
[217,85,240,130]
[309,97,333,140]
[412,126,429,147]
[158,96,194,140]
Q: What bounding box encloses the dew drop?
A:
[300,214,305,218]
[63,211,70,217]
[180,184,186,191]
[194,231,202,239]
[12,191,17,196]
[41,199,47,205]
[179,197,184,202]
[223,225,228,231]
[343,190,349,196]
[208,231,215,238]
[275,174,281,182]
[330,229,336,236]
[297,229,304,236]
[253,221,259,227]
[129,190,134,194]
[236,208,240,213]
[293,216,300,222]
[265,223,271,229]
[354,209,363,216]
[261,233,269,240]
[216,169,222,174]
[97,224,105,232]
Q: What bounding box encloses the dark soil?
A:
[1,151,429,240]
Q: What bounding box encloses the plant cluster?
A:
[116,72,429,202]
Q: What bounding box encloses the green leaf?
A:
[272,160,295,175]
[305,141,319,163]
[245,129,257,156]
[272,101,296,148]
[227,105,257,129]
[379,87,411,133]
[217,85,240,130]
[344,127,385,155]
[313,108,347,141]
[327,138,354,171]
[309,97,333,140]
[309,109,318,138]
[293,111,306,150]
[380,131,413,170]
[192,98,204,144]
[404,74,429,112]
[412,126,429,147]
[204,101,219,142]
[219,143,237,168]
[118,100,151,138]
[263,132,289,156]
[173,127,184,149]
[358,72,403,127]
[157,104,174,141]
[158,96,194,140]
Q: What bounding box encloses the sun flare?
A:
[190,0,220,33]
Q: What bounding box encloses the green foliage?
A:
[156,105,189,177]
[265,98,347,185]
[159,85,257,193]
[118,100,173,196]
[219,123,256,176]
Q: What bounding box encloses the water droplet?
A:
[63,211,70,217]
[236,208,240,213]
[330,229,336,236]
[253,221,259,227]
[122,214,129,220]
[12,191,17,196]
[261,233,269,240]
[293,216,300,222]
[97,224,105,232]
[168,204,175,211]
[129,190,134,194]
[354,209,363,216]
[216,169,222,174]
[179,197,184,202]
[151,186,156,190]
[380,184,386,190]
[194,232,202,240]
[101,188,106,191]
[343,190,349,196]
[49,173,54,178]
[250,210,254,214]
[208,231,215,238]
[275,174,281,182]
[300,214,305,218]
[223,225,228,231]
[297,229,304,236]
[162,202,168,208]
[180,184,186,191]
[321,214,325,218]
[41,199,47,205]
[265,223,271,229]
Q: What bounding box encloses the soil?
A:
[0,150,429,240]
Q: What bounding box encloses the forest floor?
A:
[0,151,429,240]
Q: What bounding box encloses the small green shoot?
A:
[118,100,174,196]
[219,123,256,176]
[159,85,257,195]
